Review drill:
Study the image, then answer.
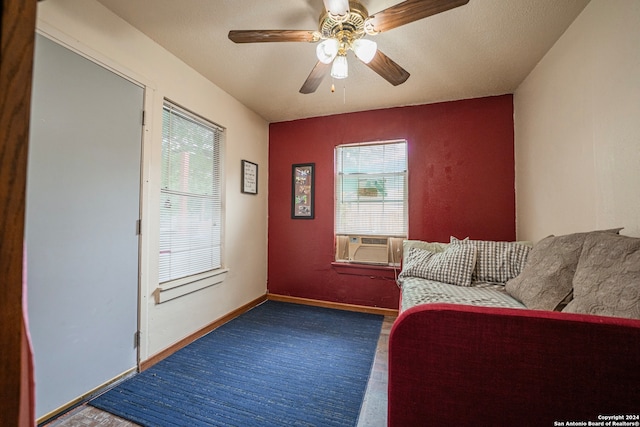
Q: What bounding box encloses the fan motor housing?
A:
[319,1,369,40]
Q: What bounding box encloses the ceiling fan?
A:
[228,0,469,94]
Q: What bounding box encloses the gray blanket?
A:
[399,276,525,312]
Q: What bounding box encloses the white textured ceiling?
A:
[96,0,589,123]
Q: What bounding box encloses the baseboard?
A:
[36,367,136,426]
[140,294,268,371]
[267,293,398,317]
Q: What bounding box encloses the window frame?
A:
[157,101,227,301]
[334,139,408,266]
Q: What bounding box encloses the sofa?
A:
[388,231,640,426]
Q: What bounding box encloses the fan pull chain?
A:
[329,78,346,104]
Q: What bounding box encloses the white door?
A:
[27,34,143,419]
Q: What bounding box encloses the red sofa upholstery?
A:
[388,303,640,426]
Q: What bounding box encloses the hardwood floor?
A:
[43,316,394,427]
[355,315,393,427]
[43,407,137,427]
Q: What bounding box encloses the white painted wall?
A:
[514,0,640,242]
[37,0,269,364]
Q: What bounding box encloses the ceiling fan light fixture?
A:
[331,54,349,79]
[352,38,377,64]
[323,0,350,20]
[316,38,339,64]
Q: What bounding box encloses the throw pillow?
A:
[450,237,531,283]
[505,229,624,311]
[505,234,582,310]
[563,233,640,320]
[399,245,477,287]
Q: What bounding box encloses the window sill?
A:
[155,268,229,304]
[331,261,400,279]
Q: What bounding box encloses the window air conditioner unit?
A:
[348,236,389,265]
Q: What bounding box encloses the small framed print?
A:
[241,160,258,195]
[291,163,315,219]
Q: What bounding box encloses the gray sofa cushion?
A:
[563,232,640,320]
[403,239,449,254]
[505,229,622,311]
[506,234,583,310]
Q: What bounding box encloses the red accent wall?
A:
[268,95,515,309]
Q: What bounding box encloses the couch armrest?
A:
[388,303,640,426]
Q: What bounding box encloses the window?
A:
[159,102,223,283]
[335,140,408,265]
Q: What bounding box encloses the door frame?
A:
[0,0,37,425]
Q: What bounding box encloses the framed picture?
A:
[241,160,258,194]
[291,163,315,219]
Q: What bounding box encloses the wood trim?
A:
[267,294,399,318]
[139,293,396,372]
[331,261,400,279]
[139,294,268,371]
[0,1,37,426]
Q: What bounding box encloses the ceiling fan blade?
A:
[364,50,410,86]
[299,61,331,94]
[322,0,350,17]
[366,0,469,34]
[228,30,317,43]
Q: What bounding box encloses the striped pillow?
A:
[450,237,531,283]
[399,245,478,287]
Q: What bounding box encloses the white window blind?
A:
[159,102,223,283]
[335,140,408,236]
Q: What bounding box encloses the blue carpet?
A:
[90,301,383,426]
